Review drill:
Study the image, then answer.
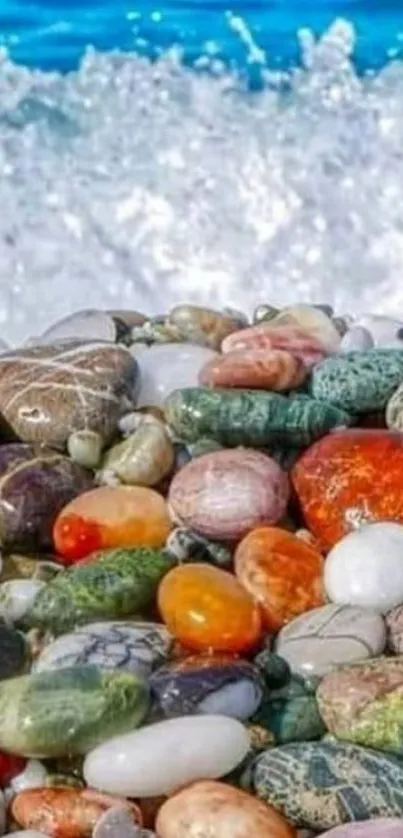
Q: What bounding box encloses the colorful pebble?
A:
[198,348,307,391]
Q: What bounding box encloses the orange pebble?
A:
[235,526,325,632]
[53,485,172,562]
[156,780,296,838]
[11,787,143,838]
[198,348,307,391]
[158,563,262,654]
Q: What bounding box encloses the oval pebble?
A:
[136,344,218,408]
[198,349,307,391]
[94,809,153,838]
[322,821,403,838]
[0,580,45,625]
[156,781,296,838]
[324,522,403,614]
[275,603,386,678]
[340,327,374,353]
[168,449,289,541]
[83,715,250,798]
[34,621,173,677]
[252,740,403,830]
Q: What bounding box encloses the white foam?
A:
[0,19,403,345]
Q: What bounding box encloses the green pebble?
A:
[0,665,149,758]
[252,674,325,744]
[310,348,403,413]
[165,388,352,448]
[22,547,175,635]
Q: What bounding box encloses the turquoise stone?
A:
[252,674,325,744]
[22,547,175,635]
[0,665,149,757]
[310,349,403,413]
[165,388,351,448]
[252,740,403,831]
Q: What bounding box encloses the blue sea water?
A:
[0,1,403,343]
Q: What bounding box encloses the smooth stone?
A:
[67,431,103,470]
[156,781,296,838]
[310,349,403,413]
[165,388,352,449]
[324,523,403,614]
[322,821,403,838]
[252,740,403,830]
[386,605,403,653]
[36,310,121,344]
[168,305,241,349]
[291,429,403,552]
[165,527,232,569]
[317,656,403,755]
[0,665,149,758]
[23,548,174,636]
[150,656,263,720]
[0,623,26,678]
[136,344,218,408]
[34,621,173,677]
[0,580,45,624]
[0,443,92,552]
[356,315,403,347]
[10,760,48,793]
[0,342,138,449]
[222,323,327,368]
[84,715,250,797]
[254,651,292,690]
[99,423,174,487]
[275,604,386,678]
[252,674,325,744]
[94,808,153,838]
[340,327,374,353]
[270,304,341,353]
[168,449,289,541]
[199,349,307,391]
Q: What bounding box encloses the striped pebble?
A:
[221,324,327,368]
[198,349,307,391]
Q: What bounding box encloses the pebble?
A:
[165,388,351,449]
[93,808,152,838]
[324,523,403,613]
[340,326,374,352]
[0,580,45,625]
[252,673,325,744]
[83,715,250,798]
[23,547,175,636]
[310,349,403,413]
[155,781,296,838]
[35,309,129,345]
[135,343,218,408]
[234,527,324,631]
[198,348,307,391]
[168,449,289,541]
[275,603,386,677]
[0,342,138,449]
[165,527,233,569]
[386,382,403,430]
[355,314,403,347]
[0,623,26,678]
[321,822,403,838]
[53,485,172,562]
[98,423,174,487]
[0,666,149,758]
[158,563,262,654]
[0,444,92,552]
[67,431,103,470]
[317,656,403,754]
[149,655,263,720]
[269,304,341,353]
[292,429,403,551]
[252,740,403,830]
[11,788,142,838]
[34,621,173,677]
[167,305,242,349]
[9,760,48,794]
[222,323,328,368]
[386,606,403,653]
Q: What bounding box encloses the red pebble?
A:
[53,514,103,564]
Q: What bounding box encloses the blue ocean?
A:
[0,0,402,343]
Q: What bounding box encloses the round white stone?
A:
[340,326,374,353]
[275,603,386,677]
[324,522,403,614]
[0,580,45,624]
[135,344,218,408]
[83,715,250,798]
[356,314,403,348]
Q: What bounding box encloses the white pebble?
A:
[84,715,250,798]
[136,344,218,408]
[9,760,48,794]
[0,580,45,624]
[325,522,403,614]
[340,326,374,352]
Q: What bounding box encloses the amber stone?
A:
[234,527,325,632]
[198,349,307,391]
[53,485,172,562]
[292,429,403,552]
[158,563,263,654]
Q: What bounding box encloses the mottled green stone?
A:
[254,651,291,690]
[0,665,149,757]
[310,349,403,413]
[165,388,351,448]
[22,547,175,635]
[252,674,325,744]
[253,740,403,830]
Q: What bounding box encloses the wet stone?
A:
[34,621,173,677]
[0,622,27,678]
[252,673,325,744]
[165,527,233,569]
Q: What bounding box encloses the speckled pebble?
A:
[310,349,403,413]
